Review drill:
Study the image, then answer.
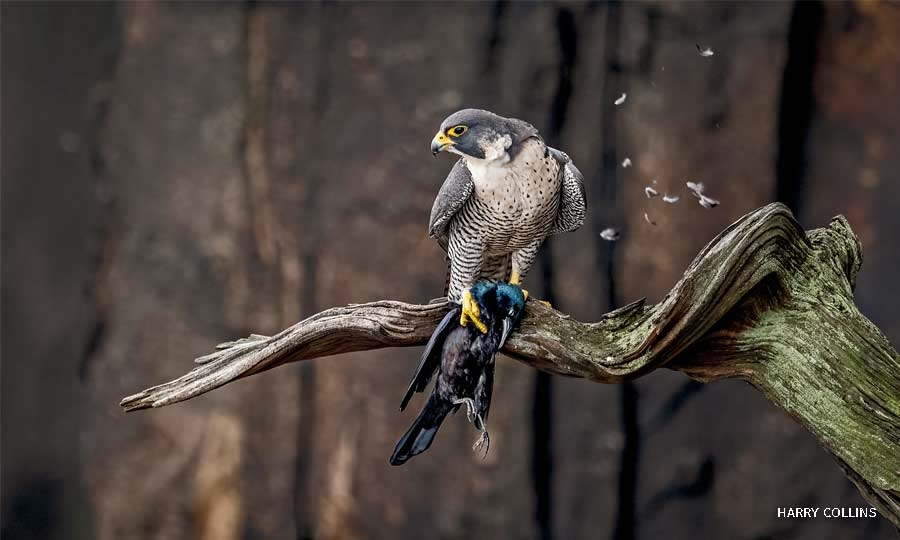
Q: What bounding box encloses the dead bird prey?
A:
[390,281,527,465]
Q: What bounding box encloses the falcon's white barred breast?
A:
[428,109,586,332]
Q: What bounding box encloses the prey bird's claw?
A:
[473,431,491,458]
[470,411,489,457]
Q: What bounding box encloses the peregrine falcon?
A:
[391,281,527,465]
[429,108,586,332]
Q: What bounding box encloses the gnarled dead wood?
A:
[121,203,900,527]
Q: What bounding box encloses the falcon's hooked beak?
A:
[431,131,453,156]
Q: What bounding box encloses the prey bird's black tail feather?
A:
[399,306,460,411]
[390,394,454,466]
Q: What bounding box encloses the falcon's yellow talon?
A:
[518,288,550,307]
[460,290,488,333]
[510,271,521,286]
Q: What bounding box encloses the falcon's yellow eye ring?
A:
[448,125,468,137]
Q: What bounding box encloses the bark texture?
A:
[123,203,900,528]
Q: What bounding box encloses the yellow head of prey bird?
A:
[428,108,587,332]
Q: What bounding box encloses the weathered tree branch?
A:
[121,203,900,527]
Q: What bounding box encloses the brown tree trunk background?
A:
[3,2,899,539]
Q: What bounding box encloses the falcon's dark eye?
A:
[448,125,468,137]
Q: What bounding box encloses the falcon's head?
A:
[431,109,519,162]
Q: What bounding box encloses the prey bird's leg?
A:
[471,411,486,432]
[453,397,477,424]
[456,405,489,458]
[473,432,490,458]
[453,398,491,458]
[472,420,490,458]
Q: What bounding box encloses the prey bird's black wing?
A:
[399,306,461,411]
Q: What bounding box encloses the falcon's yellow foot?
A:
[508,275,550,307]
[510,271,531,302]
[522,290,551,307]
[460,289,488,334]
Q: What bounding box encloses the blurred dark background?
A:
[2,2,899,539]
